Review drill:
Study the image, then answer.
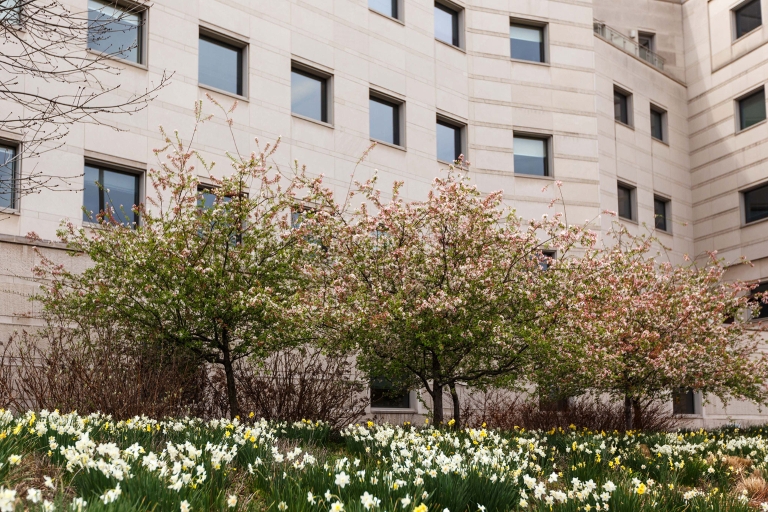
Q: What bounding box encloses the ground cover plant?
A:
[3,410,768,511]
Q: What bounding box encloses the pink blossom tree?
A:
[539,226,768,429]
[32,100,323,418]
[299,171,595,427]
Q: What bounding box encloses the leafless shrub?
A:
[205,347,369,427]
[461,389,681,432]
[0,327,205,419]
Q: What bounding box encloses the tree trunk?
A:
[449,382,461,429]
[632,399,643,430]
[624,394,633,430]
[221,328,241,419]
[432,383,444,425]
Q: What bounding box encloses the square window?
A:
[735,0,762,39]
[672,388,696,415]
[369,0,397,19]
[0,144,17,210]
[370,95,401,146]
[614,88,631,125]
[370,378,410,409]
[510,23,545,63]
[751,282,768,320]
[436,119,462,162]
[738,88,766,131]
[291,67,329,123]
[650,106,666,142]
[745,183,768,224]
[654,196,670,232]
[83,164,141,226]
[434,2,459,47]
[87,0,143,63]
[199,33,245,96]
[514,135,549,176]
[617,183,635,220]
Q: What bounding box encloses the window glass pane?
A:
[614,91,629,124]
[514,137,548,176]
[0,146,16,209]
[654,198,668,231]
[436,121,460,162]
[199,36,243,96]
[638,34,654,50]
[672,388,696,415]
[618,185,633,220]
[651,109,664,141]
[102,169,138,225]
[510,24,544,62]
[752,283,768,319]
[736,0,762,39]
[370,97,399,145]
[369,0,396,18]
[434,4,458,46]
[370,378,410,409]
[745,184,768,223]
[0,0,22,24]
[740,89,766,130]
[83,165,101,222]
[291,70,326,122]
[87,0,141,63]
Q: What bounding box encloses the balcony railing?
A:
[593,21,665,71]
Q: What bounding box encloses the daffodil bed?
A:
[1,411,768,511]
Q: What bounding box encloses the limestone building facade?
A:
[0,0,767,426]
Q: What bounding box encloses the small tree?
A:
[32,101,318,418]
[301,171,593,427]
[540,226,768,429]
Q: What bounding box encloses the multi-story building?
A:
[0,0,766,426]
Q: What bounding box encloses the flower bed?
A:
[1,410,768,511]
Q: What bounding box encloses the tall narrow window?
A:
[199,33,245,96]
[614,88,631,125]
[751,283,768,320]
[638,32,655,52]
[617,183,635,221]
[370,378,410,409]
[291,67,329,123]
[369,0,397,19]
[87,0,143,63]
[510,23,545,63]
[83,164,141,226]
[650,106,666,142]
[514,135,549,176]
[672,388,696,415]
[0,145,17,210]
[434,2,459,47]
[370,95,401,146]
[654,196,670,232]
[744,183,768,224]
[738,88,766,131]
[735,0,762,39]
[436,119,462,162]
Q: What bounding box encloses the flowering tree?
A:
[300,172,595,427]
[32,101,319,418]
[539,226,768,429]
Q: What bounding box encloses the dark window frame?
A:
[369,0,399,20]
[83,162,142,227]
[672,388,697,415]
[370,377,411,410]
[434,1,461,48]
[290,64,332,124]
[87,0,147,65]
[744,182,768,224]
[614,86,632,126]
[751,282,768,320]
[734,0,763,40]
[436,116,464,163]
[509,20,547,63]
[638,32,655,52]
[617,182,636,221]
[369,92,403,147]
[0,141,19,211]
[654,195,671,232]
[513,133,551,177]
[737,87,767,132]
[650,105,667,142]
[198,29,247,97]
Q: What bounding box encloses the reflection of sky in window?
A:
[369,0,396,18]
[514,137,547,176]
[434,5,457,45]
[510,25,543,62]
[370,98,397,145]
[199,37,242,95]
[0,146,15,209]
[87,0,141,62]
[436,122,459,162]
[291,71,324,121]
